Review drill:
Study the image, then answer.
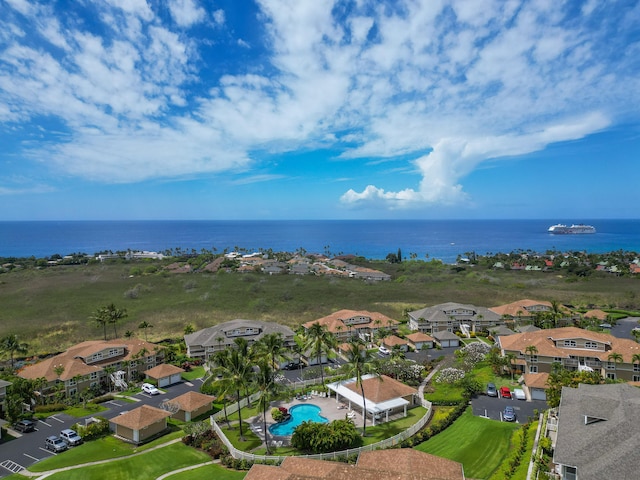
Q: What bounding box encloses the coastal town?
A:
[1,249,639,480]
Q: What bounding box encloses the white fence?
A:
[210,392,432,464]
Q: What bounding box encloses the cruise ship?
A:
[548,224,596,234]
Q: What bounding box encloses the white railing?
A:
[211,394,432,463]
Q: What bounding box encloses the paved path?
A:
[156,460,218,480]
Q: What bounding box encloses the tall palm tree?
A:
[0,334,29,369]
[608,352,623,371]
[304,323,336,386]
[254,360,284,454]
[505,352,517,381]
[106,303,128,339]
[212,348,254,440]
[341,340,377,436]
[254,333,286,370]
[525,345,538,373]
[90,307,110,341]
[138,321,154,341]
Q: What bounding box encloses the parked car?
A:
[282,361,302,370]
[486,382,498,397]
[14,419,36,433]
[499,386,512,399]
[45,435,68,453]
[378,346,391,355]
[513,388,526,400]
[60,428,83,446]
[141,383,160,395]
[599,323,612,329]
[503,406,517,422]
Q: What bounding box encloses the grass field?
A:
[415,408,519,479]
[1,259,638,353]
[164,463,247,480]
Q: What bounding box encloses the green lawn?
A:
[415,408,519,479]
[360,406,427,445]
[28,430,184,472]
[182,366,205,381]
[44,442,211,480]
[164,463,247,480]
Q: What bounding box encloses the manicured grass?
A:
[424,382,465,404]
[360,406,427,445]
[182,366,205,381]
[63,404,108,417]
[415,408,519,479]
[164,463,247,480]
[221,421,263,451]
[28,430,184,472]
[44,441,211,480]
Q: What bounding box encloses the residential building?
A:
[498,327,640,399]
[408,302,501,335]
[302,309,399,344]
[110,405,171,444]
[18,339,163,398]
[184,319,296,361]
[553,383,640,480]
[245,448,465,480]
[169,391,215,422]
[489,298,573,326]
[405,332,434,351]
[0,379,11,417]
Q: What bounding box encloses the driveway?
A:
[609,317,640,341]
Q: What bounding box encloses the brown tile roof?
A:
[490,299,553,317]
[523,372,550,390]
[18,339,161,382]
[303,309,399,335]
[406,332,434,343]
[344,375,417,403]
[110,405,171,430]
[170,391,215,412]
[499,326,640,363]
[582,309,609,320]
[245,449,464,480]
[145,363,185,379]
[358,449,464,480]
[382,335,409,347]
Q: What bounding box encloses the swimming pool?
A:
[268,404,328,436]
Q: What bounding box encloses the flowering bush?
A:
[435,367,466,384]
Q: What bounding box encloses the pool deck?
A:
[247,393,363,446]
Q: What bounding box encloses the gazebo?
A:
[327,374,418,426]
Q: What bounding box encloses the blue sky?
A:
[1,0,639,220]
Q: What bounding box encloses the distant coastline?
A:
[1,219,639,263]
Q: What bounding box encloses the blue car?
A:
[503,406,517,422]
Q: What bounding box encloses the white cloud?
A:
[1,0,639,213]
[169,0,206,28]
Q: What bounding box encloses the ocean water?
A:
[0,219,639,263]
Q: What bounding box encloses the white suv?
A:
[141,383,160,395]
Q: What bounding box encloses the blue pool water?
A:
[268,404,328,436]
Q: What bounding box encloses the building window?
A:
[529,365,538,373]
[564,466,577,480]
[585,341,598,349]
[531,355,538,363]
[554,357,563,362]
[68,378,77,386]
[90,372,98,380]
[606,372,616,380]
[634,375,640,382]
[68,388,77,396]
[634,364,640,372]
[607,362,616,369]
[563,340,576,347]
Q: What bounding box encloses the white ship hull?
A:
[548,224,596,234]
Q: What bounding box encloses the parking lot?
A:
[471,393,548,423]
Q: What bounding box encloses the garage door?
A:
[158,377,171,388]
[530,388,547,401]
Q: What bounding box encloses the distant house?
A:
[381,335,410,352]
[18,339,163,399]
[244,444,465,480]
[406,332,434,351]
[553,383,640,480]
[144,364,184,388]
[169,391,215,422]
[432,330,460,348]
[184,320,296,362]
[408,302,501,335]
[110,405,171,444]
[303,309,399,344]
[490,298,573,325]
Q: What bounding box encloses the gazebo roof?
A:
[327,374,417,414]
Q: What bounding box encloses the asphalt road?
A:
[0,378,204,477]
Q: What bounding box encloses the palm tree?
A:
[608,352,623,370]
[90,307,110,341]
[525,345,538,373]
[342,340,378,436]
[505,352,517,381]
[138,321,154,341]
[304,323,336,386]
[0,334,29,369]
[106,303,128,339]
[254,333,286,370]
[212,348,254,441]
[254,360,284,454]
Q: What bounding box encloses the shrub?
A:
[35,403,66,414]
[271,407,285,422]
[73,416,110,440]
[291,419,360,453]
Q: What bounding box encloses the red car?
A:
[499,386,512,399]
